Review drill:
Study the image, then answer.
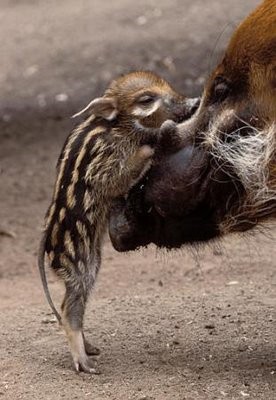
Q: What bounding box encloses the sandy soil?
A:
[1,1,275,399]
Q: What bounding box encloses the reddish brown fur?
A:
[206,0,276,121]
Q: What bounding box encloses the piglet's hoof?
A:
[74,356,101,374]
[137,145,155,160]
[159,119,181,151]
[160,119,177,131]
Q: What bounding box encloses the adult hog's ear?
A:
[72,97,118,120]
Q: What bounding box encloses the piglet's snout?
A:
[171,97,200,122]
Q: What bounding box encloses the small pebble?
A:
[55,93,69,102]
[204,324,215,329]
[136,16,147,25]
[42,317,57,324]
[240,391,250,397]
[2,113,12,122]
[24,64,39,77]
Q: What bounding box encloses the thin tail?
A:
[38,232,62,324]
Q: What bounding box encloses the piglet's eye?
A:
[137,95,155,105]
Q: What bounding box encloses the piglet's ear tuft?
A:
[72,97,118,120]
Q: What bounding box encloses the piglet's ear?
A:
[72,97,118,120]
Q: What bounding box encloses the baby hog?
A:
[38,71,196,373]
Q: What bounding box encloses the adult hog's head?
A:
[109,0,276,250]
[172,0,276,237]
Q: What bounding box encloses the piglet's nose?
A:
[172,97,200,122]
[186,97,200,113]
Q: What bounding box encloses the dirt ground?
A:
[1,1,275,399]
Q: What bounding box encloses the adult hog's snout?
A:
[144,144,208,218]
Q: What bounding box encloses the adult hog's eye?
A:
[212,77,231,103]
[137,95,155,105]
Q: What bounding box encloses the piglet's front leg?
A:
[157,120,183,154]
[126,145,155,188]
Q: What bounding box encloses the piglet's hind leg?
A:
[61,280,99,373]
